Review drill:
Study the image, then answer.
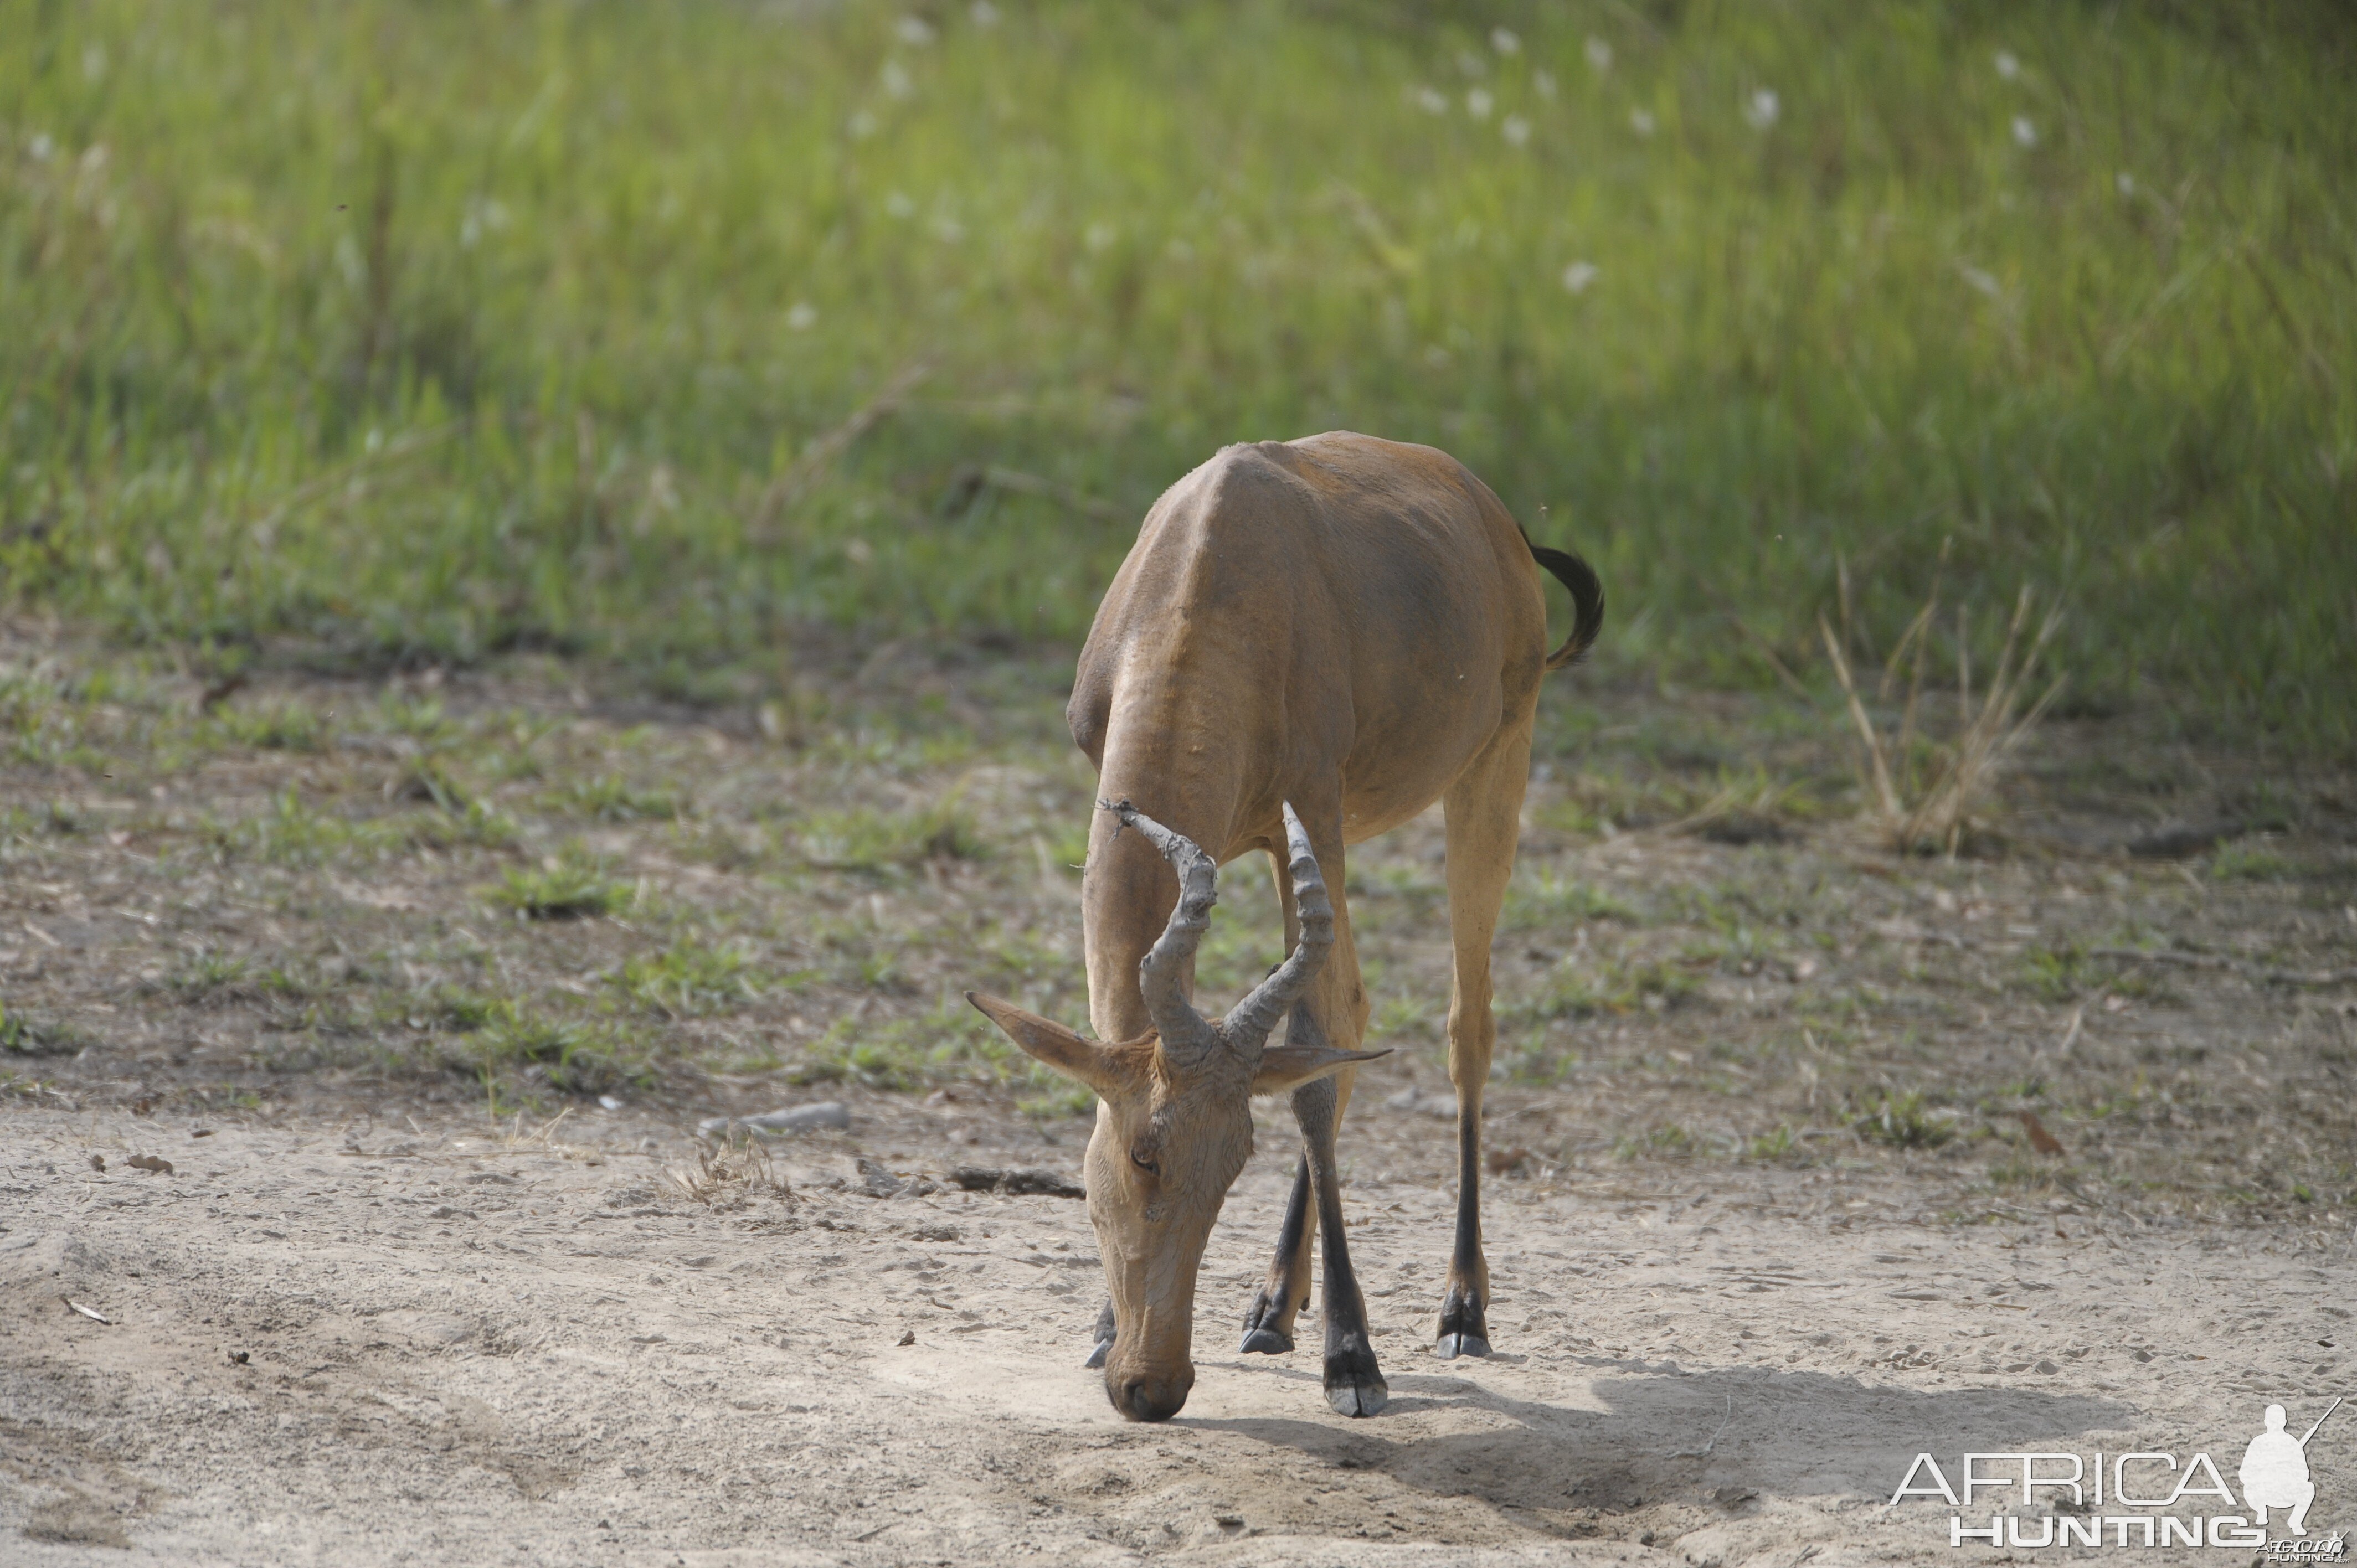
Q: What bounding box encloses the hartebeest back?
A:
[967,431,1601,1421]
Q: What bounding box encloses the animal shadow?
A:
[1195,1361,2136,1515]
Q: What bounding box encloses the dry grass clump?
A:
[667,1139,796,1213]
[1821,581,2064,855]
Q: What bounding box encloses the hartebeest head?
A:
[966,802,1380,1421]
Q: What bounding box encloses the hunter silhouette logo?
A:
[2245,1399,2339,1538]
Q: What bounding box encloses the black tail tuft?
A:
[1529,542,1604,670]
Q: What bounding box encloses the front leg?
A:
[1294,1072,1386,1416]
[1239,1153,1314,1353]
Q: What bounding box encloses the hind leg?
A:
[1434,724,1532,1358]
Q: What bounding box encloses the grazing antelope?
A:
[967,431,1602,1421]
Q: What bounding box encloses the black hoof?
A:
[1082,1338,1114,1370]
[1238,1286,1297,1355]
[1437,1285,1489,1359]
[1323,1332,1388,1417]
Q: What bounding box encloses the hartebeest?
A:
[967,431,1602,1421]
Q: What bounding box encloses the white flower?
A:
[1585,36,1613,73]
[1491,27,1521,55]
[1994,50,2020,81]
[881,59,913,99]
[1744,89,1779,130]
[786,302,817,331]
[1458,50,1486,78]
[1533,69,1557,100]
[1466,88,1493,121]
[896,16,935,46]
[1502,115,1531,148]
[1561,261,1598,294]
[28,132,53,161]
[1084,220,1116,253]
[1630,107,1655,137]
[1959,265,1999,298]
[970,1,999,24]
[2011,115,2036,148]
[848,111,878,140]
[884,190,915,218]
[1413,85,1449,115]
[2116,171,2136,197]
[81,44,106,82]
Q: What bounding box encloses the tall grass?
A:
[2,2,2350,747]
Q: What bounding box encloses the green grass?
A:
[1513,952,1701,1020]
[488,852,628,920]
[1850,1090,1957,1149]
[793,796,987,872]
[607,935,766,1019]
[0,1002,85,1058]
[2,3,2352,749]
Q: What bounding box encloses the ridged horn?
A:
[1102,800,1221,1068]
[1220,802,1332,1062]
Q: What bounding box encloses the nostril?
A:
[1120,1379,1149,1412]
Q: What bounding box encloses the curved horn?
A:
[1221,802,1333,1060]
[1102,800,1221,1066]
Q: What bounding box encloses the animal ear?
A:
[965,992,1137,1097]
[1250,1043,1390,1097]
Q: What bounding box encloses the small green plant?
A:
[1500,869,1636,931]
[2210,839,2295,881]
[1515,955,1699,1020]
[1851,1091,1956,1149]
[796,794,987,872]
[1745,1125,1798,1161]
[210,700,328,752]
[2019,942,2094,1003]
[209,790,355,865]
[400,798,522,851]
[609,936,761,1018]
[389,756,475,814]
[0,1003,85,1057]
[489,854,628,920]
[454,1004,649,1096]
[166,948,251,1002]
[543,773,681,822]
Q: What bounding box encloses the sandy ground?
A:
[4,1092,2349,1567]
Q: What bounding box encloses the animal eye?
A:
[1129,1147,1158,1175]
